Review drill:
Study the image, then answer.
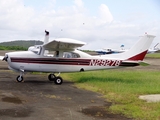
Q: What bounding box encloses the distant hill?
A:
[0,40,44,48]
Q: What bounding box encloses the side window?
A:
[63,52,71,58]
[63,52,80,58]
[72,53,80,58]
[44,50,54,57]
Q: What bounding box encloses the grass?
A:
[146,53,160,58]
[61,69,160,120]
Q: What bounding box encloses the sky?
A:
[0,0,160,50]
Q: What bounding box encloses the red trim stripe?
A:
[11,58,91,66]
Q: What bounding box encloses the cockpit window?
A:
[28,46,42,55]
[63,52,80,58]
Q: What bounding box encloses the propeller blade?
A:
[0,56,4,60]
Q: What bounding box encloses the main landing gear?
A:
[48,73,63,85]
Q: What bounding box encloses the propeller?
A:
[2,54,8,61]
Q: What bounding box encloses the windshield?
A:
[28,46,42,55]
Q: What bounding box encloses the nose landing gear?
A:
[16,70,24,82]
[16,75,24,82]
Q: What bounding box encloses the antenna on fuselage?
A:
[44,30,49,44]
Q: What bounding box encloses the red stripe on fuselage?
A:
[10,58,91,66]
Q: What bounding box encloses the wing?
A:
[43,38,86,51]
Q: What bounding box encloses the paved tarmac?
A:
[0,52,131,120]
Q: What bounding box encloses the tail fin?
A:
[126,34,155,61]
[44,30,49,44]
[104,34,155,61]
[125,34,155,61]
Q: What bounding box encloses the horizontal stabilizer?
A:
[138,61,150,66]
[120,61,139,67]
[120,60,150,67]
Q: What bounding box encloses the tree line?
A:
[0,46,27,50]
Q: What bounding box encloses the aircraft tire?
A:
[16,75,23,82]
[48,74,56,81]
[54,76,63,85]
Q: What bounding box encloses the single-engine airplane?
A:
[0,31,155,85]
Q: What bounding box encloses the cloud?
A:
[0,0,159,50]
[0,0,34,30]
[98,4,113,23]
[74,0,84,8]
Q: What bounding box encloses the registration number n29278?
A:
[89,59,121,66]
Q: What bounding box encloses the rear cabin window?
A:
[63,52,80,58]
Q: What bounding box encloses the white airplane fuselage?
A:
[6,50,122,73]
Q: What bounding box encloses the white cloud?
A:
[98,4,113,24]
[0,0,34,30]
[0,0,159,50]
[74,0,84,8]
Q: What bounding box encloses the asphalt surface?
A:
[0,51,132,120]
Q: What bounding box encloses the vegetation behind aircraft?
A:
[0,40,43,50]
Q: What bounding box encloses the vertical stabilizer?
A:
[126,34,155,61]
[44,30,49,44]
[103,34,155,61]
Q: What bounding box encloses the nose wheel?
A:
[16,75,24,82]
[48,74,63,85]
[16,70,24,82]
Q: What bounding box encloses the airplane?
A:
[147,43,160,54]
[0,31,155,85]
[96,42,159,55]
[95,48,125,55]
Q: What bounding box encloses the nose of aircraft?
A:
[3,53,8,61]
